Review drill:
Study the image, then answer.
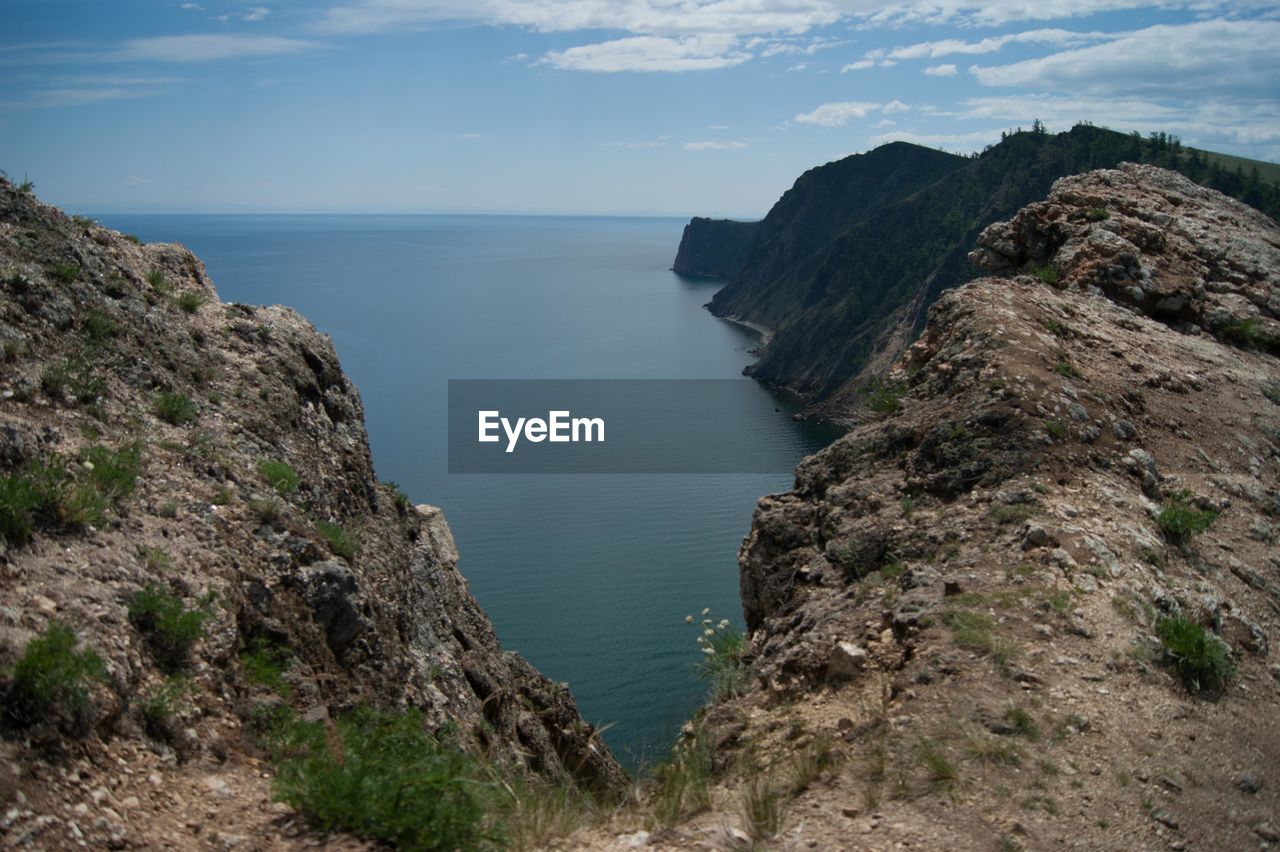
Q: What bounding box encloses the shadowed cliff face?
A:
[0,179,622,848]
[676,126,1280,417]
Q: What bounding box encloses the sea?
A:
[88,212,841,768]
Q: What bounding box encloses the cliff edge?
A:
[580,164,1279,850]
[0,178,622,849]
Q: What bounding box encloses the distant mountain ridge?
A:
[675,124,1280,416]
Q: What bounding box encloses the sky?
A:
[2,1,1278,217]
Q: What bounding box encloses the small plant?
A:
[136,544,172,572]
[123,233,143,246]
[157,500,178,518]
[687,609,746,702]
[251,498,284,528]
[0,458,67,545]
[917,736,957,787]
[5,623,105,730]
[1045,419,1068,440]
[1086,207,1110,221]
[210,484,234,505]
[175,291,207,313]
[649,729,714,829]
[317,521,359,561]
[153,391,197,425]
[900,494,915,517]
[1156,491,1218,544]
[1003,706,1040,740]
[41,352,105,404]
[386,481,412,515]
[81,442,141,502]
[989,503,1036,525]
[258,459,299,495]
[1054,361,1082,379]
[128,585,216,672]
[788,733,840,795]
[17,176,35,193]
[242,638,293,696]
[738,776,786,846]
[1155,615,1233,694]
[147,269,172,296]
[82,309,121,343]
[1031,263,1061,286]
[941,608,1019,669]
[265,707,491,851]
[47,262,80,284]
[140,676,190,741]
[864,379,905,414]
[1041,318,1071,337]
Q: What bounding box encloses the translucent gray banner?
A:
[448,379,836,473]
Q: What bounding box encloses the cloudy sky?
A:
[3,1,1277,216]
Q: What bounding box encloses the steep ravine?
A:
[0,178,622,849]
[576,165,1279,850]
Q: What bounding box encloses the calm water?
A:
[90,213,840,767]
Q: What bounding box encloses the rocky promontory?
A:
[0,178,621,849]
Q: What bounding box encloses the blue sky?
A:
[2,1,1277,216]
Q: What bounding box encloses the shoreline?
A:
[719,313,774,347]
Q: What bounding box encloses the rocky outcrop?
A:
[586,165,1279,850]
[671,217,758,280]
[0,179,622,848]
[678,125,1280,418]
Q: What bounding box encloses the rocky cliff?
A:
[0,178,622,849]
[577,164,1280,850]
[679,125,1280,418]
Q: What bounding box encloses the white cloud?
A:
[709,124,730,129]
[794,100,880,127]
[243,7,271,22]
[116,35,316,62]
[315,1,1276,37]
[881,99,910,113]
[605,135,669,148]
[539,35,750,72]
[924,63,957,76]
[786,62,807,71]
[970,20,1279,96]
[882,28,1113,61]
[683,140,747,150]
[840,59,875,72]
[180,2,203,9]
[458,132,482,139]
[875,118,896,127]
[502,52,528,63]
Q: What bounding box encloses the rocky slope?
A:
[0,178,622,849]
[579,165,1279,850]
[678,125,1280,418]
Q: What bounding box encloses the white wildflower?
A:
[704,628,714,637]
[718,619,730,629]
[702,647,715,655]
[701,607,710,616]
[684,615,694,624]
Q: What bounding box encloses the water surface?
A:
[91,213,840,767]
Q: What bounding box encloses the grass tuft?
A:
[128,585,216,672]
[1156,491,1218,544]
[1155,615,1233,695]
[153,391,197,425]
[258,459,299,495]
[5,622,105,731]
[317,521,359,561]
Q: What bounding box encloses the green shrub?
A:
[153,391,196,425]
[1156,491,1218,544]
[128,585,215,672]
[1042,318,1071,337]
[242,638,292,696]
[386,481,412,515]
[41,352,106,404]
[0,458,68,545]
[250,498,284,528]
[175,291,207,313]
[136,544,172,572]
[1045,419,1068,440]
[317,521,359,561]
[266,707,491,851]
[140,676,190,741]
[258,459,299,495]
[648,728,713,829]
[47,262,80,284]
[1031,264,1061,286]
[147,269,172,296]
[689,610,746,702]
[1155,615,1232,695]
[81,443,141,501]
[1054,361,1082,379]
[864,379,905,414]
[1086,207,1110,221]
[989,503,1035,525]
[6,623,105,730]
[1003,706,1040,740]
[941,608,1019,668]
[82,309,121,343]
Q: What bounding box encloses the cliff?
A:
[576,165,1279,849]
[0,178,622,848]
[679,125,1280,417]
[670,217,758,280]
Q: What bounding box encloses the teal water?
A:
[90,213,840,767]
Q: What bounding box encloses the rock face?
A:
[0,179,622,848]
[676,125,1280,416]
[708,164,1279,849]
